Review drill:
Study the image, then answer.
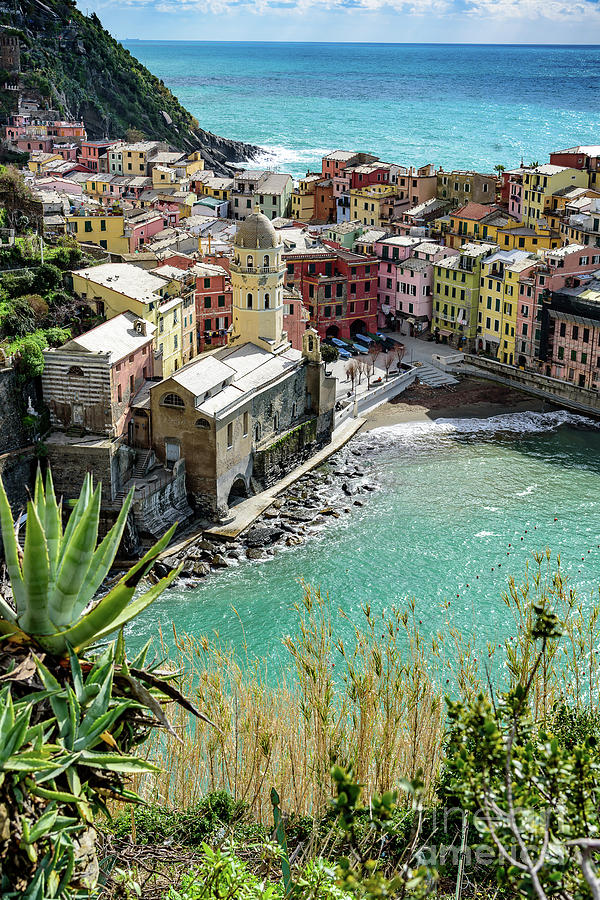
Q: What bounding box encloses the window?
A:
[336,304,342,317]
[571,349,577,361]
[173,335,178,350]
[162,392,184,408]
[218,295,225,307]
[204,296,211,308]
[324,305,331,318]
[582,352,588,364]
[68,365,84,378]
[227,422,233,448]
[584,328,590,343]
[243,412,249,436]
[264,293,270,309]
[573,326,579,340]
[254,422,261,442]
[273,413,279,432]
[263,255,269,268]
[100,220,106,231]
[246,254,253,268]
[559,322,566,337]
[247,293,253,309]
[558,347,564,360]
[129,374,135,393]
[195,418,210,429]
[84,220,92,233]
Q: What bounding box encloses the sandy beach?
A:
[362,376,553,432]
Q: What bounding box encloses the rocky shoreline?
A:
[153,441,378,588]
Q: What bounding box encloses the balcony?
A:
[230,262,282,275]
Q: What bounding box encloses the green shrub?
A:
[13,335,44,379]
[321,343,339,363]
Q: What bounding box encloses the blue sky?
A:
[78,0,600,43]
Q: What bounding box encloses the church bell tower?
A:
[229,205,289,354]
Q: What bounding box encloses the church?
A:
[145,207,336,518]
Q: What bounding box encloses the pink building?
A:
[79,140,123,174]
[505,168,526,221]
[283,288,310,350]
[34,175,83,195]
[16,135,53,153]
[53,143,78,162]
[515,244,600,368]
[124,209,165,252]
[42,312,156,438]
[377,240,458,330]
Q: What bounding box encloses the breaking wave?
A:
[356,409,599,453]
[237,144,329,174]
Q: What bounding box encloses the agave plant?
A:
[0,467,207,898]
[0,468,178,654]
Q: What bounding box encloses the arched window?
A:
[308,335,314,352]
[291,402,297,420]
[254,422,261,442]
[263,254,269,268]
[247,293,253,309]
[68,365,84,378]
[273,413,279,432]
[246,254,254,268]
[264,293,270,309]
[161,392,185,408]
[195,417,210,429]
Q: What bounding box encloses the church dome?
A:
[234,207,279,250]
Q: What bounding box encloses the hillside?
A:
[0,0,258,173]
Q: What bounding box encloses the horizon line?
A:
[119,39,600,46]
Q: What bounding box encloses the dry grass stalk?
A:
[123,556,600,826]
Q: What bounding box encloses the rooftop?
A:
[58,311,155,363]
[73,263,169,302]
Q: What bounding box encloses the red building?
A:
[284,246,378,340]
[192,261,233,351]
[79,140,123,174]
[314,179,336,223]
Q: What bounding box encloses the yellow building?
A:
[67,212,129,254]
[350,184,397,227]
[521,165,588,231]
[151,165,183,189]
[71,263,193,376]
[195,175,233,202]
[448,203,558,252]
[477,249,537,363]
[28,152,63,175]
[291,175,320,220]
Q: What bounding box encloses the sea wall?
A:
[253,417,325,490]
[457,355,600,417]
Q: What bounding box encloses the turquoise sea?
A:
[124,41,600,176]
[130,412,600,667]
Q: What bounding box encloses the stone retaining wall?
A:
[253,417,324,490]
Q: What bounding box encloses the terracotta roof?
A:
[453,202,498,221]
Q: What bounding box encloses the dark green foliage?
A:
[321,343,339,363]
[1,270,36,299]
[110,791,247,847]
[34,263,62,293]
[14,336,44,379]
[2,296,37,335]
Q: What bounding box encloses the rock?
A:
[211,554,229,568]
[353,500,364,507]
[344,507,351,513]
[245,525,285,547]
[272,499,283,509]
[280,522,298,533]
[363,484,377,492]
[263,507,279,519]
[246,548,265,560]
[320,507,341,518]
[281,509,316,523]
[154,561,170,578]
[192,561,210,577]
[161,555,180,569]
[197,539,218,551]
[342,483,355,496]
[161,110,173,125]
[285,535,304,546]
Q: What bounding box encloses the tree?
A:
[125,126,145,142]
[0,166,40,231]
[494,164,505,175]
[23,293,49,322]
[33,262,62,294]
[383,351,395,380]
[367,344,380,386]
[1,269,35,299]
[345,359,358,391]
[1,296,36,337]
[444,599,600,900]
[321,342,339,363]
[14,336,44,380]
[0,470,206,896]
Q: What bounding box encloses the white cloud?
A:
[465,0,600,19]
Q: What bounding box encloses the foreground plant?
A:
[0,467,205,898]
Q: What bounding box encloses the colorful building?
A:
[350,184,397,228]
[521,164,588,231]
[436,170,498,207]
[42,312,156,437]
[431,242,498,348]
[378,241,458,332]
[231,171,293,221]
[476,249,538,363]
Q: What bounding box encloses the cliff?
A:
[0,0,259,174]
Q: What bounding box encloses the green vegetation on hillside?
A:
[0,0,258,169]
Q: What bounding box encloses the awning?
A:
[438,329,452,337]
[406,317,416,324]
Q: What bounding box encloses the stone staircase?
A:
[132,449,153,479]
[414,361,459,387]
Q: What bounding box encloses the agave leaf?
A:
[74,702,136,752]
[0,687,15,744]
[19,503,52,636]
[129,638,153,671]
[0,704,32,764]
[79,750,161,773]
[33,468,45,524]
[25,778,80,805]
[33,655,71,744]
[0,476,25,615]
[84,568,181,648]
[60,473,91,553]
[131,665,218,728]
[80,652,114,725]
[40,526,179,654]
[44,469,62,594]
[70,489,134,622]
[49,484,101,631]
[0,599,17,624]
[67,645,84,703]
[4,752,60,772]
[118,670,179,739]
